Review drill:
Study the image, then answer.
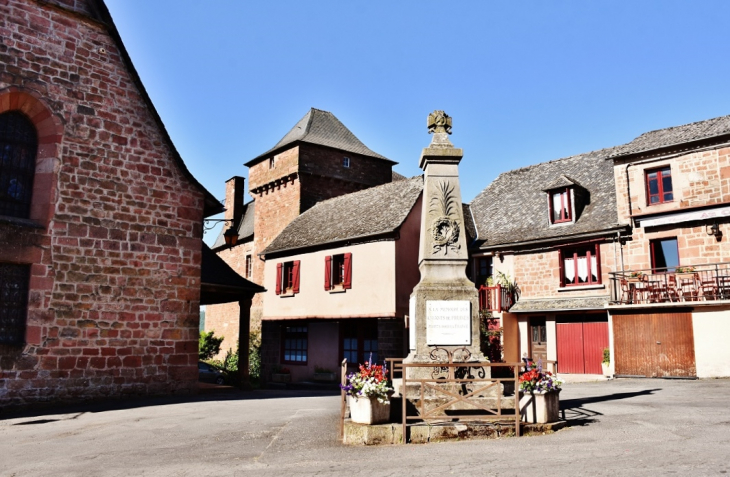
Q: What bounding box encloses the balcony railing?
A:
[478,284,515,312]
[609,262,730,305]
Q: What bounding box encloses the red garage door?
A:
[557,318,609,374]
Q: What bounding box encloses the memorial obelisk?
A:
[404,111,487,374]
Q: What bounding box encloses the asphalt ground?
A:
[1,378,729,476]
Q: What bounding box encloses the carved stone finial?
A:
[427,110,452,135]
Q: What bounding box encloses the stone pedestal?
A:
[519,391,560,423]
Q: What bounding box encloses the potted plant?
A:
[601,348,611,377]
[271,366,291,383]
[340,360,392,424]
[628,271,645,282]
[313,365,336,383]
[518,360,563,424]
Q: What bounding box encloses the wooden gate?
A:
[556,321,609,374]
[612,311,696,377]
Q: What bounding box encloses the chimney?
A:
[224,176,245,226]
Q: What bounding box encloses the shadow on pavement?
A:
[559,388,662,428]
[1,387,340,423]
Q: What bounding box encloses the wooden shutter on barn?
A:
[275,263,282,295]
[343,253,352,289]
[324,256,331,290]
[292,261,301,294]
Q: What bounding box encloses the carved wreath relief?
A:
[429,180,461,255]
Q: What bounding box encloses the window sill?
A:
[558,284,605,292]
[0,214,44,229]
[549,220,574,227]
[279,291,296,298]
[329,286,346,294]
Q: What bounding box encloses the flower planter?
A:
[313,372,336,383]
[601,362,611,378]
[271,373,291,383]
[519,390,560,423]
[347,395,390,424]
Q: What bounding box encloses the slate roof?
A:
[245,108,395,166]
[509,296,609,313]
[212,201,255,250]
[200,243,264,305]
[263,176,423,255]
[608,114,730,159]
[470,147,624,249]
[392,170,408,182]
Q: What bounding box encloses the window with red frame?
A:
[560,244,601,286]
[549,188,572,224]
[646,166,673,205]
[275,260,300,295]
[324,253,352,290]
[650,237,679,273]
[282,325,307,364]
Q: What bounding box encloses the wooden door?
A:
[556,321,608,374]
[613,311,695,377]
[529,317,547,364]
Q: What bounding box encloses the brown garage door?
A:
[613,311,696,377]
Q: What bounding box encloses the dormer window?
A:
[550,187,572,224]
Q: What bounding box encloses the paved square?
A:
[2,379,729,476]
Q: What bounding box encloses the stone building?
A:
[206,108,398,356]
[468,147,627,375]
[258,176,422,381]
[0,0,226,407]
[605,115,730,378]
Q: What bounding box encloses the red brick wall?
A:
[0,0,206,407]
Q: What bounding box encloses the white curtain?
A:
[591,254,598,282]
[577,256,588,282]
[564,257,575,283]
[553,192,562,220]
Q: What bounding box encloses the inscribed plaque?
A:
[426,300,471,345]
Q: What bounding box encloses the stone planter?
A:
[519,390,560,424]
[347,395,390,424]
[271,373,291,383]
[313,372,336,383]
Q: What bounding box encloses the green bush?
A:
[198,330,224,361]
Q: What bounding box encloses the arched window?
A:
[0,111,37,218]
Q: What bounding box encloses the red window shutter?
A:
[558,249,565,287]
[343,253,352,289]
[324,255,331,291]
[275,263,282,295]
[292,260,300,294]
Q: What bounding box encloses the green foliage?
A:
[198,330,224,361]
[602,347,611,365]
[209,329,262,386]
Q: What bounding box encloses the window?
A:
[342,320,378,365]
[343,157,350,168]
[560,244,601,286]
[268,156,275,169]
[651,238,679,273]
[324,253,352,290]
[0,263,30,345]
[0,111,37,218]
[473,256,493,285]
[549,188,572,224]
[245,255,252,279]
[275,260,300,295]
[646,166,673,205]
[282,325,307,364]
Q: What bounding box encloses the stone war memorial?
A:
[342,112,562,445]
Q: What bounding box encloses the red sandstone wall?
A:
[613,147,730,270]
[0,0,205,407]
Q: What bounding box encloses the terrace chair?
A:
[675,272,699,301]
[619,278,633,304]
[698,272,718,300]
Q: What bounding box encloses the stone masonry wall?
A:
[512,242,617,299]
[613,146,730,270]
[0,0,205,407]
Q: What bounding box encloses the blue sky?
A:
[105,1,730,241]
